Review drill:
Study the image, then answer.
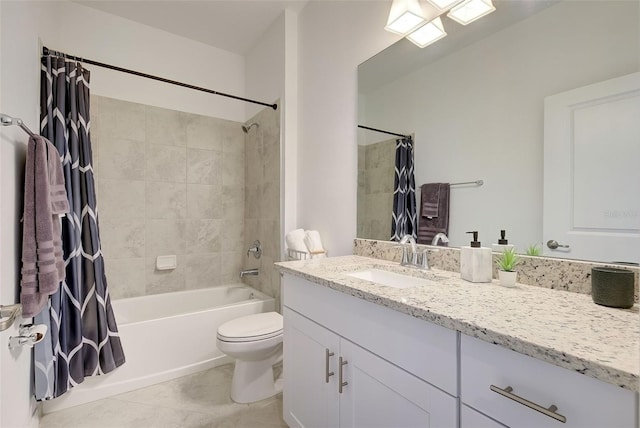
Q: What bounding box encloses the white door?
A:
[339,339,457,428]
[283,307,340,428]
[543,72,640,262]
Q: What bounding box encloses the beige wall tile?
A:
[185,254,222,290]
[223,151,245,187]
[99,138,145,181]
[244,185,260,220]
[146,144,186,182]
[261,181,280,222]
[222,220,244,253]
[145,256,185,295]
[146,181,187,219]
[146,219,186,257]
[98,96,146,142]
[100,218,145,259]
[186,115,223,151]
[222,185,244,221]
[105,258,146,299]
[186,219,221,254]
[99,179,145,220]
[145,105,187,147]
[221,251,244,284]
[186,148,222,185]
[187,184,222,219]
[221,120,245,154]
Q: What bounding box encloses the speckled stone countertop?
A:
[276,255,639,393]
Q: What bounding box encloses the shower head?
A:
[242,122,259,133]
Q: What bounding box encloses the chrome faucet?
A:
[431,233,449,246]
[398,234,430,270]
[240,268,259,278]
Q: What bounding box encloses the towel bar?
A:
[0,304,22,332]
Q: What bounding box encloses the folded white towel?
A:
[304,230,325,254]
[286,229,307,253]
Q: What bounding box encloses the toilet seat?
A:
[217,312,283,343]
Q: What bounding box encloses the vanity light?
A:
[425,0,463,11]
[447,0,496,25]
[385,0,428,36]
[406,16,447,48]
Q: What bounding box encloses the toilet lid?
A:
[217,312,283,342]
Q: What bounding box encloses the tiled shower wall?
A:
[357,138,395,241]
[241,105,282,307]
[91,95,246,299]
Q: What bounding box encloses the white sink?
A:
[345,269,437,289]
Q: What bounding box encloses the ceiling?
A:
[75,1,309,55]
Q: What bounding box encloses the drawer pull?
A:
[490,385,567,423]
[325,349,335,383]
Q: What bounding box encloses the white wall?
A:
[360,0,639,250]
[0,1,249,426]
[296,1,400,256]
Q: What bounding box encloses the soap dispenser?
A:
[492,230,515,253]
[460,231,492,283]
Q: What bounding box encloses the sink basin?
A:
[345,269,436,289]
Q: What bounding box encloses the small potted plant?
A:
[525,244,541,256]
[496,248,520,287]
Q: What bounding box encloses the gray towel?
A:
[417,183,450,245]
[20,136,69,317]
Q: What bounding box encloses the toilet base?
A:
[230,358,283,404]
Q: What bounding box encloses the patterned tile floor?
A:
[40,364,287,428]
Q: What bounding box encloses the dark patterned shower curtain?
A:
[33,55,125,400]
[391,136,417,241]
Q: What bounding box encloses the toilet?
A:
[216,311,283,403]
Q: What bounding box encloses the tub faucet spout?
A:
[240,268,259,278]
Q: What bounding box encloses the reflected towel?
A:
[304,230,325,253]
[20,136,69,317]
[417,183,450,245]
[286,228,307,253]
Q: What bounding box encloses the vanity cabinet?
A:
[460,335,638,428]
[283,274,458,428]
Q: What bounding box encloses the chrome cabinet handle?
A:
[546,240,570,250]
[490,385,566,423]
[325,349,335,383]
[339,357,348,393]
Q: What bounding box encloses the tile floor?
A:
[40,364,287,428]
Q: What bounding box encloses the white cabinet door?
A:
[339,339,457,428]
[543,72,640,262]
[284,307,340,428]
[461,405,507,428]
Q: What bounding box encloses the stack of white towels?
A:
[286,229,326,259]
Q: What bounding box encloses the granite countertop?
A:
[276,255,639,393]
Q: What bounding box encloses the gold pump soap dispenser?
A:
[460,231,493,283]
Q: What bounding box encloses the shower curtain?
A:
[33,56,125,400]
[391,136,417,241]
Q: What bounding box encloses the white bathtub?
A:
[42,285,275,413]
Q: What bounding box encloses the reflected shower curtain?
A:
[34,56,125,400]
[391,137,417,241]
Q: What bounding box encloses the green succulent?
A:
[525,244,541,256]
[496,248,520,272]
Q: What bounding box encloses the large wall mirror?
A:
[357,0,639,263]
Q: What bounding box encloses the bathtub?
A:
[42,285,275,413]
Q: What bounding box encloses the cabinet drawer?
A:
[284,274,458,395]
[461,335,638,428]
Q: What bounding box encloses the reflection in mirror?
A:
[357,0,639,263]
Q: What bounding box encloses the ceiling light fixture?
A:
[425,0,463,11]
[384,0,428,36]
[406,16,447,48]
[447,0,496,26]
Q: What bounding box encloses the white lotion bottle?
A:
[491,229,515,253]
[460,231,493,283]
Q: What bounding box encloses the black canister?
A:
[591,267,635,309]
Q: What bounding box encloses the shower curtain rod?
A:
[42,47,278,110]
[358,125,410,139]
